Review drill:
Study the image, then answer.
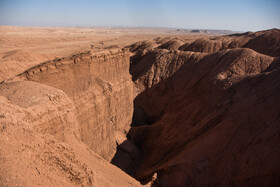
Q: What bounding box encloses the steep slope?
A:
[113,30,280,186]
[245,29,280,57]
[0,81,142,186]
[17,49,134,161]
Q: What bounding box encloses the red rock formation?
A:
[0,81,142,186]
[17,49,134,161]
[115,29,280,186]
[1,29,279,187]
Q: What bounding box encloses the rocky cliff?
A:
[17,49,134,161]
[0,49,142,186]
[0,81,142,187]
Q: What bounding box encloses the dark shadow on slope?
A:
[111,44,280,186]
[130,50,161,81]
[111,52,185,183]
[111,48,237,183]
[111,48,211,183]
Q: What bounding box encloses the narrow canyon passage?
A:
[112,30,280,186]
[0,28,279,187]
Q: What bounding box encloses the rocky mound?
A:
[153,37,172,45]
[129,40,157,54]
[245,29,280,57]
[157,40,184,51]
[178,29,280,56]
[180,38,224,53]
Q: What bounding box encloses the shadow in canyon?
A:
[111,51,194,185]
[111,48,280,186]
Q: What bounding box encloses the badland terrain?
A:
[0,26,279,186]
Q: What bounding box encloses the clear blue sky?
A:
[0,0,279,31]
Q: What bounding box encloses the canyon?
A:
[0,27,280,186]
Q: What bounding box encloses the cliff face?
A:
[0,81,142,187]
[0,47,146,187]
[17,49,134,161]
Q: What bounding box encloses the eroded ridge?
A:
[113,29,280,186]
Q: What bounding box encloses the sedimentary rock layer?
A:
[0,81,142,186]
[17,49,134,161]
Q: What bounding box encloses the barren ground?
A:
[0,26,279,187]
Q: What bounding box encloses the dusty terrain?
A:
[0,26,279,186]
[0,26,231,83]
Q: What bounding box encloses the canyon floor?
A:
[0,26,279,186]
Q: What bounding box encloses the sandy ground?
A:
[0,26,209,57]
[0,26,212,82]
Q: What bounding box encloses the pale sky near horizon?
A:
[0,0,279,31]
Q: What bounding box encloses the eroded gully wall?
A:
[18,49,134,160]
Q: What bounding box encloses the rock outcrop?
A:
[0,81,142,186]
[17,49,134,161]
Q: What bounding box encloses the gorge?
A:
[0,28,280,186]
